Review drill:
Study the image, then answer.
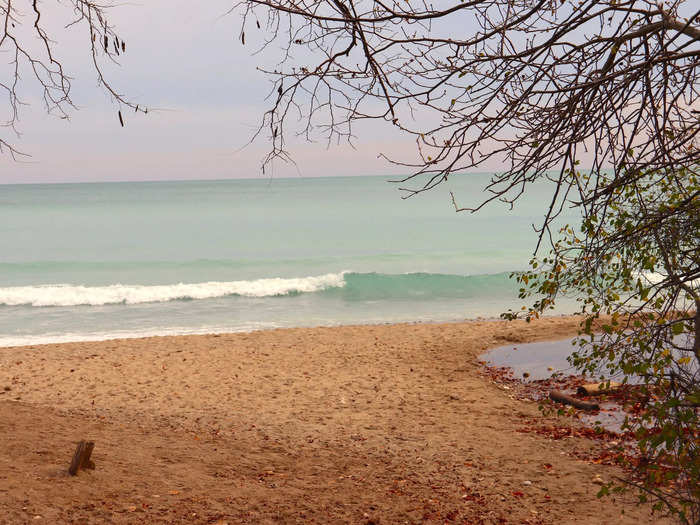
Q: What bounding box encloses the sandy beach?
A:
[0,317,669,524]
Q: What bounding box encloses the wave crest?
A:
[0,273,347,307]
[0,271,516,307]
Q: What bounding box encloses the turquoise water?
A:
[0,175,577,346]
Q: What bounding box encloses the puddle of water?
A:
[582,402,628,433]
[483,335,697,439]
[484,334,695,383]
[482,338,628,433]
[483,338,579,380]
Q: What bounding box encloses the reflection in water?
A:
[482,339,578,380]
[482,339,628,432]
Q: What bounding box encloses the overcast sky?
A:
[1,0,421,184]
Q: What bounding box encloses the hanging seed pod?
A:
[241,31,245,45]
[118,110,124,127]
[256,20,260,29]
[104,35,108,51]
[92,32,96,42]
[273,127,278,138]
[135,104,139,113]
[121,41,125,52]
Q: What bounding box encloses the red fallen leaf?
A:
[543,463,552,469]
[512,491,525,498]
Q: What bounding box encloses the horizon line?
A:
[0,171,496,187]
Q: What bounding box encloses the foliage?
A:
[505,166,699,523]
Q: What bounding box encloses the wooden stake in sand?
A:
[549,391,600,411]
[68,440,96,475]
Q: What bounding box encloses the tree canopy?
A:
[240,0,698,244]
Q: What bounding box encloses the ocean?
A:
[0,174,577,346]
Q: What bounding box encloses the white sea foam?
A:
[0,272,347,307]
[0,323,280,347]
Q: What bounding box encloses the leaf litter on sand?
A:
[478,362,663,482]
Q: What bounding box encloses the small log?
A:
[68,441,86,475]
[82,441,96,470]
[68,440,95,475]
[576,382,621,396]
[549,390,599,411]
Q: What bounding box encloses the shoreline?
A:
[0,316,668,524]
[0,312,581,350]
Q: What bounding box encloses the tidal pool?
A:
[482,338,582,379]
[482,338,628,432]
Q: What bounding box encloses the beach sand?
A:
[0,317,669,524]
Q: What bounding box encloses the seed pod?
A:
[118,110,124,127]
[241,31,245,45]
[256,20,260,29]
[104,35,108,51]
[135,104,139,113]
[121,41,125,52]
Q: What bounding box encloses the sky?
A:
[0,0,421,184]
[3,1,693,185]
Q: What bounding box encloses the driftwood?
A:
[576,382,621,396]
[68,440,96,475]
[549,390,600,411]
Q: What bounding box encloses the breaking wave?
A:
[0,271,514,307]
[0,273,346,306]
